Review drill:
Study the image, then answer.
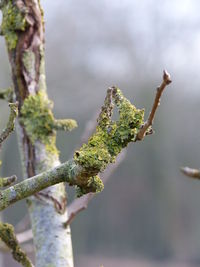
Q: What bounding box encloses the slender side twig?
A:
[0,103,18,187]
[181,167,200,179]
[0,229,33,252]
[136,70,171,141]
[0,222,33,267]
[0,102,18,145]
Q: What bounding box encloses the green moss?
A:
[53,119,78,131]
[20,91,77,156]
[74,87,144,174]
[20,91,58,155]
[1,1,27,50]
[76,175,104,197]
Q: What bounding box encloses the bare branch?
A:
[0,102,18,145]
[181,167,200,179]
[0,222,33,267]
[136,70,171,141]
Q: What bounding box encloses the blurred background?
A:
[1,0,200,266]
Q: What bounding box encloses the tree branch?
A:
[136,70,171,141]
[0,72,170,211]
[0,102,18,145]
[0,160,78,211]
[0,222,33,267]
[181,166,200,179]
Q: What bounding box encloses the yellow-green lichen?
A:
[76,175,104,197]
[23,50,36,79]
[20,91,77,155]
[20,91,58,155]
[74,87,144,174]
[1,1,27,50]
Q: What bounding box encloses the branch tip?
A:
[136,70,171,141]
[163,70,172,85]
[181,166,200,179]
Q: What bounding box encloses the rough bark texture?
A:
[1,1,74,266]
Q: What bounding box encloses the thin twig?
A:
[181,167,200,179]
[0,222,34,267]
[136,70,171,141]
[0,102,18,145]
[0,229,33,252]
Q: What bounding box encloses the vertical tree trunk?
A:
[1,1,74,266]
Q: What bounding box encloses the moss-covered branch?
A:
[0,159,92,211]
[0,222,33,267]
[0,79,171,209]
[0,102,18,145]
[0,87,147,209]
